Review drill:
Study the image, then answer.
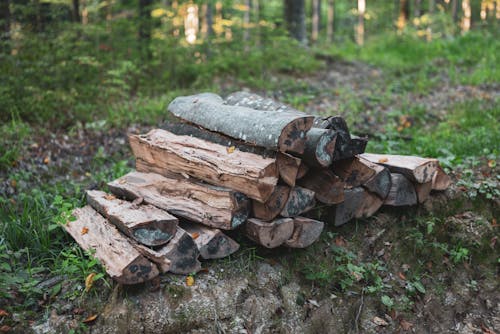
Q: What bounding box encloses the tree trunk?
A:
[139,0,152,58]
[280,186,316,217]
[86,190,178,247]
[252,185,291,221]
[180,222,240,260]
[327,0,334,42]
[108,171,251,230]
[285,217,324,248]
[397,0,410,31]
[0,0,10,53]
[65,206,160,284]
[311,0,320,43]
[253,0,260,47]
[156,227,202,274]
[461,0,471,31]
[72,0,80,22]
[243,0,250,46]
[244,218,294,248]
[168,93,314,154]
[284,0,307,45]
[356,0,365,45]
[451,0,459,22]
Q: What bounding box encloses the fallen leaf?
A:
[43,156,50,164]
[0,325,11,333]
[226,146,236,154]
[0,309,8,317]
[378,157,389,163]
[81,227,89,235]
[307,299,320,307]
[104,194,116,200]
[82,314,98,323]
[10,180,16,188]
[372,316,388,326]
[334,236,347,247]
[186,275,195,286]
[487,159,496,168]
[85,273,96,292]
[398,272,407,280]
[351,271,363,281]
[400,319,413,331]
[118,178,127,184]
[191,232,200,240]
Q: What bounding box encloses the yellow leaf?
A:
[0,309,8,317]
[81,227,89,235]
[378,157,389,163]
[43,156,50,164]
[85,273,96,292]
[191,232,200,240]
[104,194,116,200]
[82,314,98,323]
[226,146,236,154]
[186,275,195,286]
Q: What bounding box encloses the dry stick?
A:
[168,93,314,154]
[244,218,294,248]
[360,153,439,184]
[298,168,345,204]
[332,157,376,189]
[280,186,316,218]
[384,173,418,206]
[108,171,250,230]
[156,227,202,275]
[129,129,278,202]
[285,217,324,248]
[252,185,291,221]
[180,222,240,260]
[86,190,178,246]
[162,121,301,187]
[64,206,160,284]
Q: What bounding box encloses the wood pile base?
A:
[63,92,451,285]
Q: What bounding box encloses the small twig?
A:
[354,288,365,334]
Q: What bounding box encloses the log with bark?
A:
[285,217,324,248]
[332,157,376,188]
[225,91,305,115]
[161,121,301,186]
[86,190,178,246]
[252,185,291,221]
[156,227,202,275]
[244,218,294,248]
[168,93,314,154]
[108,171,250,230]
[280,186,316,217]
[133,243,172,273]
[314,116,367,159]
[359,158,392,199]
[180,222,240,260]
[384,173,418,206]
[65,206,160,284]
[129,129,278,202]
[360,153,439,183]
[298,168,345,204]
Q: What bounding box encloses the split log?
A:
[64,206,159,284]
[432,165,451,191]
[285,217,324,248]
[296,161,309,180]
[331,187,365,226]
[314,116,367,159]
[384,173,418,206]
[244,218,294,248]
[156,227,202,275]
[360,153,439,183]
[359,158,392,199]
[86,190,178,247]
[252,185,291,221]
[161,121,301,186]
[108,171,250,230]
[298,169,345,204]
[129,129,278,202]
[168,93,314,153]
[301,128,337,167]
[414,181,433,203]
[332,157,376,188]
[280,187,316,217]
[355,189,384,218]
[180,223,240,260]
[133,244,172,273]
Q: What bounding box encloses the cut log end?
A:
[157,227,202,275]
[245,218,294,248]
[278,116,315,154]
[384,173,418,206]
[252,185,291,221]
[285,217,324,248]
[280,187,316,218]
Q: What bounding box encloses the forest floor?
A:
[1,50,499,333]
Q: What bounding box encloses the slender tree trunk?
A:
[243,0,250,48]
[253,0,260,47]
[139,0,153,59]
[414,0,421,17]
[327,0,334,42]
[284,0,307,45]
[0,0,10,49]
[311,0,320,43]
[451,0,458,22]
[397,0,410,31]
[356,0,365,45]
[461,0,471,31]
[72,0,80,22]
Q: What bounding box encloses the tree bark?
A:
[302,128,337,167]
[284,0,307,45]
[356,0,365,45]
[86,190,178,247]
[397,0,410,31]
[244,218,294,248]
[311,0,320,43]
[156,227,202,275]
[298,168,345,204]
[65,206,160,284]
[360,153,439,183]
[72,0,80,22]
[108,171,251,230]
[138,0,152,58]
[285,217,324,248]
[252,185,291,221]
[129,129,278,202]
[180,222,240,260]
[383,173,418,206]
[280,186,316,217]
[168,93,314,154]
[327,0,334,42]
[0,0,11,52]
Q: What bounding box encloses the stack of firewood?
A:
[64,92,451,285]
